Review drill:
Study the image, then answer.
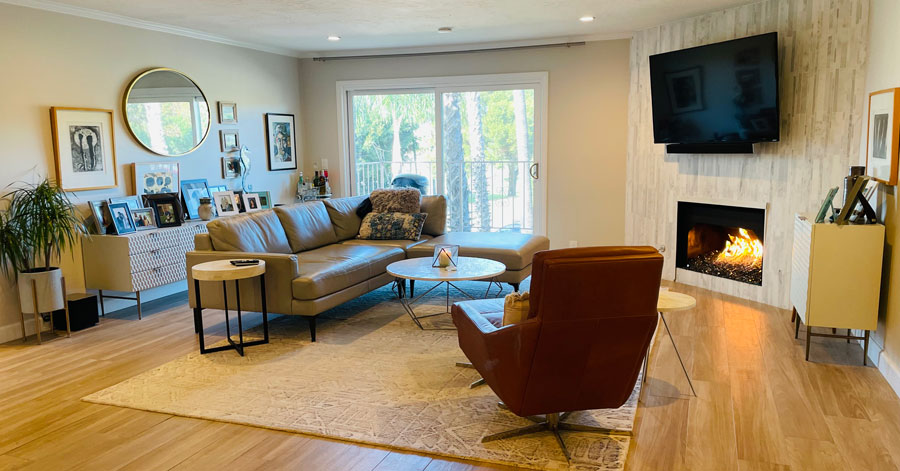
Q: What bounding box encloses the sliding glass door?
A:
[344,74,545,235]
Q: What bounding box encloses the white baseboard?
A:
[872,343,900,398]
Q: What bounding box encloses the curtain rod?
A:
[312,41,586,62]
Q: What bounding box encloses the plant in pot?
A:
[0,179,87,328]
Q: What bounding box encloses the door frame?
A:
[336,72,549,236]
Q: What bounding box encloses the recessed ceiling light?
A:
[579,16,595,22]
[327,35,341,41]
[437,27,453,33]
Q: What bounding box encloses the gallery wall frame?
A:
[50,107,118,191]
[866,88,900,186]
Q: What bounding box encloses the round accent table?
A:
[644,289,697,396]
[192,260,268,356]
[386,257,506,330]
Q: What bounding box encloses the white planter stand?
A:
[17,268,71,344]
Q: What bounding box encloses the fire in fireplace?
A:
[676,202,765,285]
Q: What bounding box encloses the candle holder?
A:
[432,244,459,270]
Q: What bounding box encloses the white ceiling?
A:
[11,0,758,57]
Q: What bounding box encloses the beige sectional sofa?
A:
[186,195,549,341]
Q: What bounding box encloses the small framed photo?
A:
[213,191,239,216]
[50,107,118,192]
[866,88,900,185]
[252,191,272,209]
[108,195,143,213]
[220,130,240,152]
[222,156,241,178]
[242,192,262,212]
[432,244,459,270]
[265,113,298,171]
[209,184,226,193]
[218,102,238,125]
[232,190,246,213]
[131,208,156,231]
[108,202,136,235]
[88,200,112,234]
[134,162,180,195]
[146,194,182,227]
[180,179,211,220]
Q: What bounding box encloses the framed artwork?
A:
[218,102,238,125]
[665,67,704,114]
[109,195,143,213]
[180,179,211,220]
[866,88,900,185]
[265,113,298,171]
[50,107,118,191]
[133,162,180,195]
[147,194,182,227]
[213,191,239,216]
[220,130,240,152]
[222,156,241,178]
[252,191,272,209]
[88,200,112,234]
[108,202,136,235]
[242,192,262,212]
[131,208,156,231]
[232,190,245,212]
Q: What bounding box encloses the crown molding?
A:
[0,0,302,57]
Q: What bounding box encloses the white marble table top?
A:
[657,289,696,313]
[192,259,266,282]
[387,257,506,282]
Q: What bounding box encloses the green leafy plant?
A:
[0,179,87,278]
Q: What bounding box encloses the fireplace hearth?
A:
[676,202,765,286]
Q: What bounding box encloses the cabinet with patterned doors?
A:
[81,221,208,318]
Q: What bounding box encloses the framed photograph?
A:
[220,130,240,152]
[108,195,143,213]
[133,162,180,195]
[251,191,272,209]
[213,191,239,216]
[50,107,118,191]
[232,190,245,213]
[88,200,112,234]
[131,208,156,231]
[148,194,182,228]
[665,67,704,114]
[209,185,226,193]
[242,192,262,212]
[180,179,211,220]
[222,156,242,179]
[108,202,136,235]
[866,88,900,185]
[218,102,238,125]
[265,113,298,171]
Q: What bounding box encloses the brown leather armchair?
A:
[451,246,664,460]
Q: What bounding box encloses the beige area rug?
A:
[84,282,640,470]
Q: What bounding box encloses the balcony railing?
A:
[355,160,533,234]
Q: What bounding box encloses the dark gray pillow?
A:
[358,212,427,240]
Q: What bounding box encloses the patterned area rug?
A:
[83,281,640,470]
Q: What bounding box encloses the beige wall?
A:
[0,4,302,342]
[299,40,631,249]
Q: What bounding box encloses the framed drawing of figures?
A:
[50,107,118,191]
[265,113,298,171]
[867,88,900,185]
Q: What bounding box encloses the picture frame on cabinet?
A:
[213,191,239,217]
[133,162,180,195]
[144,193,182,228]
[242,192,262,212]
[251,191,272,209]
[218,102,238,125]
[50,107,118,191]
[89,200,112,234]
[131,208,156,231]
[108,195,143,213]
[108,202,136,235]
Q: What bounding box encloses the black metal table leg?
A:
[260,274,268,343]
[196,273,270,356]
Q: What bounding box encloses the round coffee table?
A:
[386,257,506,330]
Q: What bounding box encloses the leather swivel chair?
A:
[451,246,664,460]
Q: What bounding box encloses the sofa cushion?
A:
[275,201,338,252]
[406,232,550,271]
[206,210,292,254]
[323,196,367,241]
[358,212,427,241]
[370,188,421,213]
[340,235,432,252]
[292,244,405,300]
[420,195,446,237]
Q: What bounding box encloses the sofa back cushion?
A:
[420,195,447,237]
[274,201,338,252]
[207,210,292,254]
[323,195,367,241]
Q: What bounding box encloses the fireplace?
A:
[675,202,765,285]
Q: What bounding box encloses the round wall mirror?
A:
[123,68,210,157]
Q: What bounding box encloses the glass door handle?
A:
[529,163,539,179]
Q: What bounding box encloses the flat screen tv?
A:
[649,32,779,149]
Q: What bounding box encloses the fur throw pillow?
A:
[502,291,530,326]
[370,188,421,213]
[358,212,427,240]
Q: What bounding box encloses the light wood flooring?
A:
[1,281,899,470]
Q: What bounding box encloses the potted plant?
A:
[0,179,87,317]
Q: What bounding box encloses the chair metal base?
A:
[455,361,486,388]
[482,412,631,462]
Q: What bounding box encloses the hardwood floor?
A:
[1,281,898,470]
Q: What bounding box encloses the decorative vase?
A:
[198,197,214,221]
[18,267,65,314]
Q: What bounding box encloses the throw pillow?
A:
[502,291,530,326]
[370,188,421,213]
[358,212,427,240]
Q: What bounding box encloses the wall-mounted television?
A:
[649,32,779,154]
